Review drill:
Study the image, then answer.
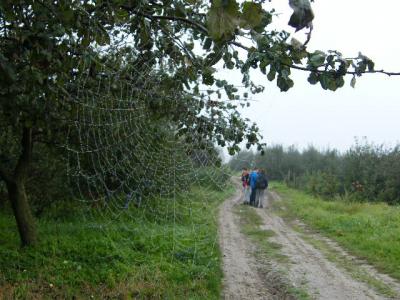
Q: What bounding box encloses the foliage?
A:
[229,141,400,204]
[0,0,381,170]
[0,0,271,162]
[302,171,340,198]
[0,0,392,246]
[193,166,231,191]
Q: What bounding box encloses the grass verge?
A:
[271,182,400,282]
[0,185,234,299]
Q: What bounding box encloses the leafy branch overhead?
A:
[165,0,398,95]
[1,0,399,154]
[1,0,399,247]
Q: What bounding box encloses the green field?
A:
[272,182,400,280]
[0,185,234,299]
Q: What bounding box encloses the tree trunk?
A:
[7,180,37,246]
[1,127,37,246]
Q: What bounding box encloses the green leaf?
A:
[259,57,270,74]
[336,76,345,88]
[202,67,215,85]
[216,79,226,88]
[319,73,329,90]
[203,38,212,50]
[205,51,223,66]
[226,61,235,69]
[253,11,272,33]
[280,68,290,79]
[115,9,129,21]
[228,147,236,155]
[308,50,326,67]
[350,76,356,88]
[319,73,337,91]
[277,75,294,92]
[267,67,276,81]
[207,0,240,41]
[307,72,318,85]
[240,2,263,30]
[367,60,375,71]
[288,0,314,32]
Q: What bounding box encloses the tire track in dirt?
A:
[219,180,400,299]
[218,182,272,299]
[256,190,400,300]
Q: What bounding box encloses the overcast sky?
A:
[228,0,400,152]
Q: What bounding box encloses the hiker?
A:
[255,169,268,208]
[241,167,250,204]
[249,168,258,207]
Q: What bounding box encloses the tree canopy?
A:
[1,0,398,246]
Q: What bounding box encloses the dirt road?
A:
[218,181,400,299]
[218,186,272,300]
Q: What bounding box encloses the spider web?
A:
[60,14,242,288]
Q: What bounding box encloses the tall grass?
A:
[0,185,234,299]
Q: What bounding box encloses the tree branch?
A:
[303,24,313,47]
[229,40,400,76]
[130,9,400,77]
[131,10,208,34]
[230,40,250,51]
[288,64,400,77]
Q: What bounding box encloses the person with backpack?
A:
[249,168,258,207]
[255,169,268,208]
[241,167,250,204]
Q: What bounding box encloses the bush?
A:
[304,172,340,198]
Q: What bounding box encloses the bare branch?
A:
[303,24,313,47]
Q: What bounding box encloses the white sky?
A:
[229,0,400,152]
